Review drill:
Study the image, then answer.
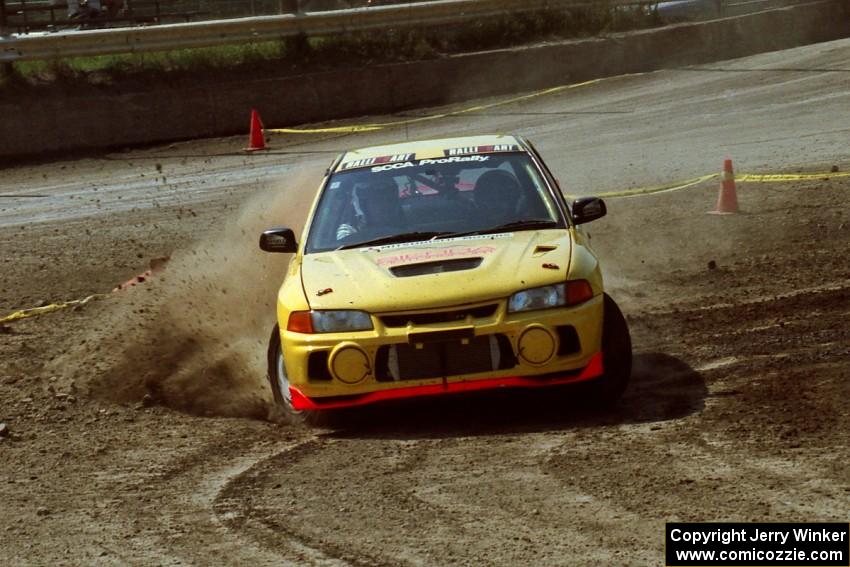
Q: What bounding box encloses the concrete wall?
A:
[1,0,848,160]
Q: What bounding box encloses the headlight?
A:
[508,285,565,313]
[313,310,372,333]
[287,310,373,333]
[507,280,593,313]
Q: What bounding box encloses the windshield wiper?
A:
[434,219,559,240]
[336,231,451,251]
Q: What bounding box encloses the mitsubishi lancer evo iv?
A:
[260,134,631,422]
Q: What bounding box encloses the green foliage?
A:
[14,41,289,81]
[3,4,664,91]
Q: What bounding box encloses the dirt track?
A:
[1,39,849,565]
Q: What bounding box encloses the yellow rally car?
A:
[260,134,631,420]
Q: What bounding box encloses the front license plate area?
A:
[388,335,499,381]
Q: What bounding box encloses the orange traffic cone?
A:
[713,159,738,214]
[245,109,266,152]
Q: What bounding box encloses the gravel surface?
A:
[0,38,848,566]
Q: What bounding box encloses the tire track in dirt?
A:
[591,285,850,526]
[640,279,850,317]
[206,278,848,566]
[209,353,707,567]
[111,431,328,566]
[216,434,642,566]
[214,436,391,567]
[2,39,850,566]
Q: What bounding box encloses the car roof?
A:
[336,134,525,171]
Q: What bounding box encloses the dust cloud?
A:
[49,172,319,419]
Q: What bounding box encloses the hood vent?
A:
[389,257,483,278]
[533,244,558,256]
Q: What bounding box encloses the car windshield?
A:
[305,152,564,253]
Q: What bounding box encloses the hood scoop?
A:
[532,244,558,257]
[389,257,483,278]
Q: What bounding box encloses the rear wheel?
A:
[267,325,325,426]
[586,293,632,407]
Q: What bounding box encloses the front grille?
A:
[380,304,498,328]
[375,334,516,381]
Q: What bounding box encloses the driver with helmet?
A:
[336,177,406,241]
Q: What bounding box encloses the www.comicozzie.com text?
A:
[670,526,848,546]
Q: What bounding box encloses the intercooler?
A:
[374,334,516,381]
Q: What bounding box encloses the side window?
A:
[519,162,558,219]
[309,181,350,250]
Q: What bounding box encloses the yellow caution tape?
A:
[592,174,719,199]
[591,169,848,199]
[0,294,104,325]
[270,124,385,134]
[268,80,603,135]
[737,172,850,182]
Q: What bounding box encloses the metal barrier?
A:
[1,0,211,34]
[0,0,649,62]
[0,0,9,35]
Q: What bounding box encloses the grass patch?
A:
[12,41,289,80]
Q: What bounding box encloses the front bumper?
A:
[290,351,603,410]
[280,294,604,410]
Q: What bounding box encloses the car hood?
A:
[302,231,571,313]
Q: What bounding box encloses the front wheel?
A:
[267,325,325,426]
[586,293,632,407]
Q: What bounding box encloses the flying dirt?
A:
[1,38,849,566]
[44,173,322,420]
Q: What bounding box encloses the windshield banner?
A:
[371,155,490,173]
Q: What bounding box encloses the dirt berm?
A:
[1,0,849,159]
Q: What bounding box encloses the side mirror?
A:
[572,197,607,225]
[259,227,298,253]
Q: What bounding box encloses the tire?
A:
[586,293,632,407]
[267,325,325,426]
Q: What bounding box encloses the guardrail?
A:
[0,0,649,62]
[0,0,9,32]
[0,0,210,34]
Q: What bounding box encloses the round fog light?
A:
[518,326,556,365]
[329,344,371,384]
